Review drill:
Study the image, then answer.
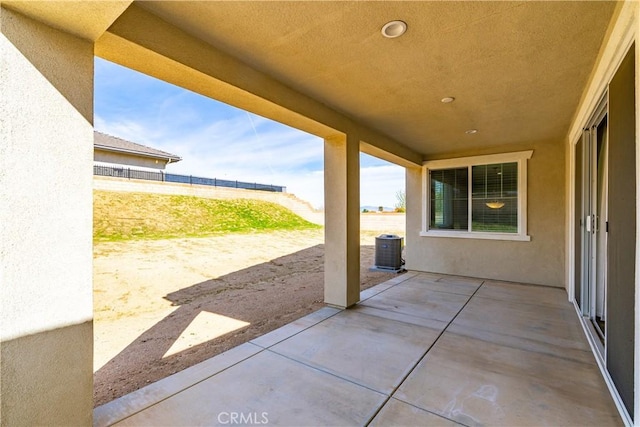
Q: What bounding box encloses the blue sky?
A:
[94,58,404,209]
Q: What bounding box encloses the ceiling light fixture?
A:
[441,97,455,103]
[381,20,407,38]
[486,163,505,209]
[486,201,505,209]
[465,129,478,134]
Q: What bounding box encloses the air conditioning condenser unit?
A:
[374,234,404,271]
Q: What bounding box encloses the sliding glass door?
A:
[575,45,635,422]
[576,99,608,351]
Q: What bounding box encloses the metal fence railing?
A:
[93,165,286,193]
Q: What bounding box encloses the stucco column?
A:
[0,8,94,425]
[404,165,423,271]
[324,133,360,308]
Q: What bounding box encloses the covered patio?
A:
[95,271,621,426]
[2,1,638,425]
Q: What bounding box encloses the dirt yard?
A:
[93,226,405,407]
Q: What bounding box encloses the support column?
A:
[404,165,422,271]
[324,133,360,308]
[0,8,94,425]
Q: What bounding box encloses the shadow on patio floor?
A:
[93,244,402,406]
[95,272,622,426]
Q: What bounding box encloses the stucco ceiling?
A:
[135,1,617,157]
[9,0,616,158]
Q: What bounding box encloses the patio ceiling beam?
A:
[95,3,422,167]
[1,0,132,42]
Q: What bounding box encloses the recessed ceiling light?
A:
[381,20,407,38]
[465,129,478,134]
[441,97,455,103]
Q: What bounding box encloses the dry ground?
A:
[94,227,405,406]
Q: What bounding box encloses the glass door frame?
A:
[578,94,608,358]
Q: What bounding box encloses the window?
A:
[430,168,468,230]
[422,151,532,241]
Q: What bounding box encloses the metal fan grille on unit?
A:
[374,235,403,269]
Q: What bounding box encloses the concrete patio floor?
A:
[94,271,623,426]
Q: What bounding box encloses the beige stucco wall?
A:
[95,149,168,170]
[0,7,94,425]
[406,140,566,287]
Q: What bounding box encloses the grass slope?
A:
[94,190,320,242]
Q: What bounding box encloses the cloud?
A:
[94,58,405,210]
[360,163,405,208]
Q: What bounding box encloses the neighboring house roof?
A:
[94,131,182,163]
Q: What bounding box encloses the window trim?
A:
[421,150,533,241]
